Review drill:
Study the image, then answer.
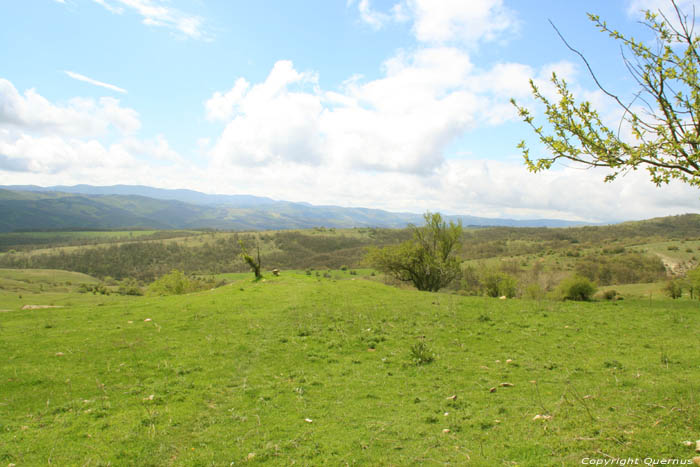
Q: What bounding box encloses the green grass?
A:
[1,273,699,465]
[0,268,135,311]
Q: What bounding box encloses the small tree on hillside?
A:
[685,266,700,298]
[239,238,262,280]
[366,212,463,292]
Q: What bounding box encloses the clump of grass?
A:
[410,340,435,365]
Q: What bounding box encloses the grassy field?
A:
[1,271,699,465]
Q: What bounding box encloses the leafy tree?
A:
[366,212,462,292]
[556,275,597,301]
[512,1,700,188]
[664,279,684,299]
[686,266,700,298]
[239,238,262,280]
[481,270,518,298]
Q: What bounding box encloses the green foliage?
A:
[239,239,262,280]
[512,2,700,188]
[481,270,518,298]
[575,252,666,285]
[664,279,683,299]
[686,266,700,299]
[524,282,546,300]
[409,340,435,365]
[556,275,597,301]
[117,278,143,296]
[3,214,700,290]
[366,212,462,292]
[146,270,214,296]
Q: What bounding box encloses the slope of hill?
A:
[0,185,592,231]
[1,272,698,464]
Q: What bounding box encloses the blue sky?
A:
[1,0,699,222]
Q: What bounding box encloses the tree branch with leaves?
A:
[511,0,700,188]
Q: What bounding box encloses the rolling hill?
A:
[0,185,593,232]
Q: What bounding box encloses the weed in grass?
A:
[410,340,435,365]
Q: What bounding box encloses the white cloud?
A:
[0,79,140,137]
[347,0,395,29]
[208,50,556,174]
[205,78,250,122]
[92,0,124,14]
[405,0,517,44]
[89,0,208,39]
[64,71,127,94]
[350,0,517,45]
[0,133,137,174]
[0,78,181,179]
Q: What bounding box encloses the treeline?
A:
[0,230,408,281]
[458,214,700,259]
[0,230,197,252]
[0,214,696,285]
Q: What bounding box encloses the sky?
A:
[1,0,699,222]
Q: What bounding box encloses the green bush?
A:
[118,278,143,296]
[556,275,596,301]
[481,271,518,298]
[664,280,683,299]
[147,270,215,296]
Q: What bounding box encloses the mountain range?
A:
[0,184,593,232]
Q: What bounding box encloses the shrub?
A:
[556,275,596,301]
[117,278,143,296]
[481,271,518,298]
[147,270,214,296]
[664,280,683,299]
[410,341,435,365]
[366,212,462,292]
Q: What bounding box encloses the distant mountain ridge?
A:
[0,185,594,232]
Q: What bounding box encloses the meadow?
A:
[2,216,700,464]
[1,270,699,465]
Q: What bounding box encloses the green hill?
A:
[0,273,698,464]
[0,186,593,232]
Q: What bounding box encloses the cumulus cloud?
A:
[207,50,573,174]
[0,134,137,174]
[0,79,139,137]
[404,0,517,44]
[350,0,517,45]
[208,61,323,167]
[0,78,182,179]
